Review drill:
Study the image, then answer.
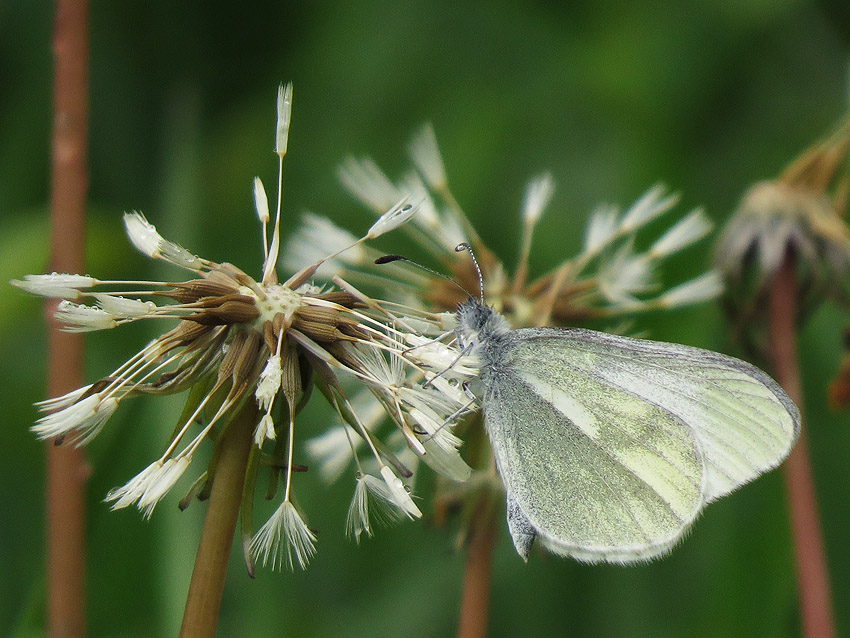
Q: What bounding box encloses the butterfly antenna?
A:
[455,242,484,303]
[374,254,471,297]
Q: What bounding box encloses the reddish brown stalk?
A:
[180,404,257,638]
[457,499,497,638]
[47,1,90,636]
[768,251,835,638]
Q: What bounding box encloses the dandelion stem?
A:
[283,413,296,502]
[457,496,497,638]
[768,250,835,638]
[47,1,90,635]
[180,403,258,638]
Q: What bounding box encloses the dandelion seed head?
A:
[15,82,473,573]
[715,115,850,356]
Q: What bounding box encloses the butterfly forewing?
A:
[519,328,800,501]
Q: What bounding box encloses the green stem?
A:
[180,404,257,638]
[768,251,835,638]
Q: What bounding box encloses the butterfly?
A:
[453,283,799,563]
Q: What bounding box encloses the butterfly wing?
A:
[538,328,801,500]
[482,327,799,563]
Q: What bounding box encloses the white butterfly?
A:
[454,295,800,563]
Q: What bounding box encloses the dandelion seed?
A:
[250,501,317,570]
[123,211,203,270]
[276,83,293,157]
[92,293,157,318]
[254,413,276,446]
[253,176,270,225]
[406,405,471,481]
[597,243,654,305]
[136,456,192,518]
[282,214,364,277]
[123,211,162,258]
[255,355,282,411]
[649,208,712,258]
[287,123,726,552]
[10,273,96,299]
[366,199,417,239]
[345,473,404,542]
[521,173,555,225]
[306,426,361,483]
[32,394,118,445]
[105,462,161,511]
[338,156,402,213]
[379,465,422,519]
[584,206,619,255]
[659,271,724,308]
[54,301,117,332]
[409,123,447,190]
[619,184,679,232]
[35,384,94,412]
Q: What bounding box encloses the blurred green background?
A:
[2,1,850,636]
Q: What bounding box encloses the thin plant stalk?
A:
[457,497,498,638]
[47,0,90,636]
[180,404,258,638]
[768,251,835,638]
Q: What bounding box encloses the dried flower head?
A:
[291,124,720,328]
[714,115,850,355]
[12,85,481,571]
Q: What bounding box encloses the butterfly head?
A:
[455,297,510,352]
